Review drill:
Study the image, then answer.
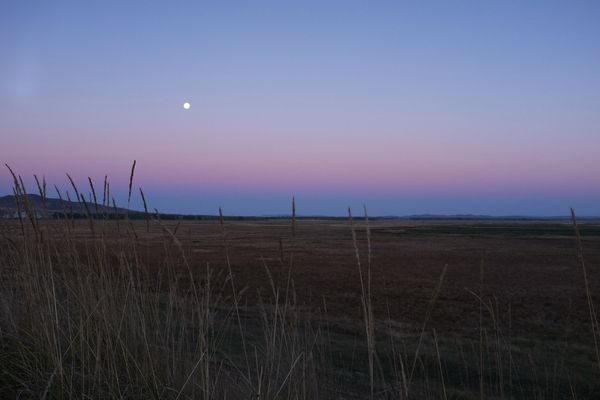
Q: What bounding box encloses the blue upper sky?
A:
[1,1,599,216]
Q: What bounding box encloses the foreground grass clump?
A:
[1,166,599,399]
[0,169,329,399]
[0,221,331,399]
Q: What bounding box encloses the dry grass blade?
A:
[174,351,207,400]
[11,185,26,237]
[112,197,121,232]
[80,193,96,237]
[284,197,296,309]
[34,174,47,211]
[570,208,600,371]
[65,190,74,222]
[219,207,252,385]
[102,174,108,208]
[5,164,26,236]
[128,160,136,209]
[66,173,80,204]
[139,187,150,233]
[349,206,375,400]
[53,185,72,234]
[17,174,40,238]
[292,196,296,240]
[5,163,20,192]
[407,263,448,391]
[88,177,99,213]
[433,328,448,400]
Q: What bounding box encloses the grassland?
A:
[1,177,599,399]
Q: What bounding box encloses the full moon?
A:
[183,102,191,110]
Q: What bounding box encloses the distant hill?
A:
[0,194,135,218]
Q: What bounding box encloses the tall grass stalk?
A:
[348,206,376,399]
[570,208,600,371]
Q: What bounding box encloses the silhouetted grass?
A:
[1,165,599,399]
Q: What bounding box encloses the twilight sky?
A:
[1,1,599,216]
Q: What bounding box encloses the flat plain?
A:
[112,218,600,338]
[2,216,600,398]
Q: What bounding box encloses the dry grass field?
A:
[2,209,600,399]
[150,218,600,336]
[65,217,597,339]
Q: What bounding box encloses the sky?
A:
[1,1,599,216]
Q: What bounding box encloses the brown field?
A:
[2,215,600,398]
[52,218,599,338]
